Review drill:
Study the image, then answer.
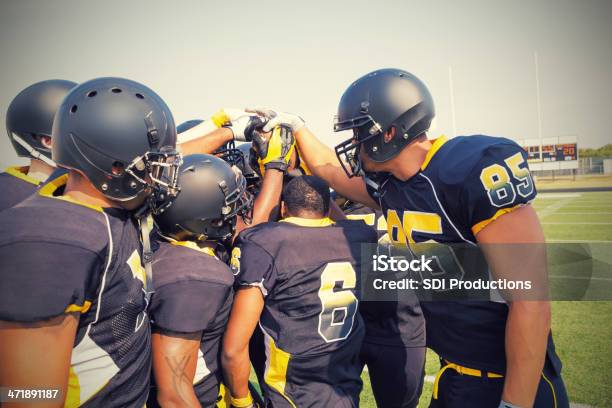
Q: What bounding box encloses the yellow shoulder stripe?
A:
[5,166,41,186]
[38,174,104,213]
[65,301,92,314]
[471,204,523,235]
[281,217,335,227]
[421,136,448,171]
[171,240,217,257]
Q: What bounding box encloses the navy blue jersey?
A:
[233,217,377,407]
[0,166,41,211]
[0,174,151,407]
[344,202,426,347]
[368,135,559,373]
[149,240,234,407]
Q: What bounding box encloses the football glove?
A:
[227,115,267,142]
[246,107,305,133]
[253,125,295,173]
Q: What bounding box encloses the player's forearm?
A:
[294,127,342,179]
[152,332,201,408]
[221,347,251,398]
[503,300,550,407]
[252,169,284,223]
[156,387,200,408]
[178,126,233,156]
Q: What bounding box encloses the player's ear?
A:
[280,201,288,219]
[40,135,52,149]
[383,126,396,143]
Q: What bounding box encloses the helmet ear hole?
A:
[111,161,125,176]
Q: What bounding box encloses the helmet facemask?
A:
[125,147,183,214]
[334,114,386,192]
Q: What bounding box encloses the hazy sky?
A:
[1,0,611,168]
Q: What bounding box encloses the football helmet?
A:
[154,154,253,242]
[176,119,203,134]
[6,79,78,166]
[334,68,434,178]
[52,77,181,213]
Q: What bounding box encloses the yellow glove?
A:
[253,125,296,173]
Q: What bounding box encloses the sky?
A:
[1,0,611,168]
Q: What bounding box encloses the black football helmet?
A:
[176,119,204,134]
[154,154,253,242]
[235,142,261,188]
[6,79,78,166]
[334,68,435,179]
[52,77,181,213]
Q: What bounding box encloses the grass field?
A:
[535,174,612,191]
[358,190,612,408]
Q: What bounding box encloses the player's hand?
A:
[246,107,305,133]
[252,125,295,173]
[228,115,266,142]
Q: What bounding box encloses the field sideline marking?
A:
[538,198,575,218]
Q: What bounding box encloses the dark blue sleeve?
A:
[0,241,101,322]
[150,281,231,333]
[231,238,276,297]
[464,142,537,235]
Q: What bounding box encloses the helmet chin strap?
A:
[12,133,56,168]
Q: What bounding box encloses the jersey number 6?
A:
[317,262,359,343]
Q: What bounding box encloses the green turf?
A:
[357,191,612,407]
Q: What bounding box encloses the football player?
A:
[255,69,568,408]
[0,77,181,407]
[1,79,77,211]
[335,194,427,408]
[148,154,253,407]
[222,175,378,408]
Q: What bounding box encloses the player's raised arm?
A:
[234,125,295,237]
[247,108,379,209]
[178,109,265,156]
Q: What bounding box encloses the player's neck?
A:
[285,211,324,220]
[389,139,432,181]
[26,159,54,182]
[63,171,120,208]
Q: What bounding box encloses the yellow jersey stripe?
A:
[5,166,41,186]
[38,174,104,213]
[64,301,92,314]
[263,331,297,408]
[421,136,448,171]
[170,240,217,257]
[471,204,523,235]
[281,217,334,227]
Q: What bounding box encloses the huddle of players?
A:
[0,69,568,408]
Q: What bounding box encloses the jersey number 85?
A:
[479,152,534,207]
